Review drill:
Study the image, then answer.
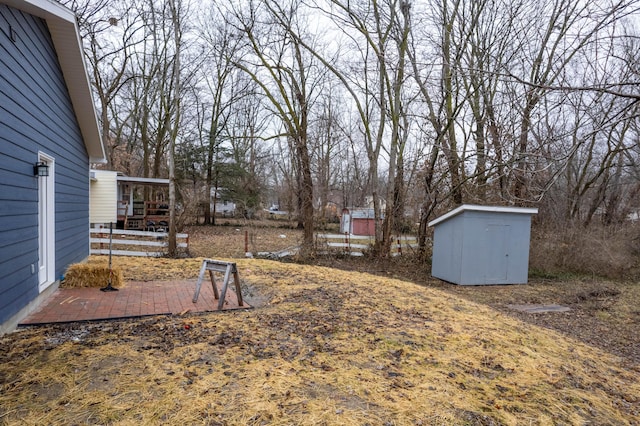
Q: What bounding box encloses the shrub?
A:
[529,222,640,280]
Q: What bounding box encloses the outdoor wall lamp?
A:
[34,162,49,177]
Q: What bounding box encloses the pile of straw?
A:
[61,263,124,288]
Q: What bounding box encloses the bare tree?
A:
[62,0,145,169]
[408,0,467,252]
[299,0,414,256]
[308,86,346,225]
[505,0,635,203]
[195,5,250,223]
[224,76,272,217]
[226,0,319,254]
[165,0,186,256]
[72,0,640,250]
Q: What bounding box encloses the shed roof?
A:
[344,208,375,219]
[428,204,538,227]
[3,0,106,163]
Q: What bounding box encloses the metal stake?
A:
[100,222,119,292]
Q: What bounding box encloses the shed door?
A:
[486,224,509,283]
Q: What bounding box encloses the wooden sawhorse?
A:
[193,259,244,310]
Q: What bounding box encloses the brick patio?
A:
[19,279,250,326]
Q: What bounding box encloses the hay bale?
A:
[61,263,124,288]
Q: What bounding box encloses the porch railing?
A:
[117,200,170,231]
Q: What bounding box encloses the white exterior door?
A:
[38,153,55,292]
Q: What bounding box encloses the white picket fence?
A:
[90,228,189,257]
[315,233,418,256]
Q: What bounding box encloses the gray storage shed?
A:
[428,205,538,285]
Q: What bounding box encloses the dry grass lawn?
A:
[1,254,639,425]
[186,224,640,365]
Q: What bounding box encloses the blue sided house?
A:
[0,0,105,333]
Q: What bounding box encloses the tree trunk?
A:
[167,0,182,257]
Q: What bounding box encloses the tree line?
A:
[63,0,640,257]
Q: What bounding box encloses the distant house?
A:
[364,195,386,211]
[211,188,236,217]
[0,0,105,333]
[89,169,169,230]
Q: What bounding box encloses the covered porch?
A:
[116,175,170,231]
[90,170,172,231]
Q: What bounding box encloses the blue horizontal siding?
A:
[0,180,37,202]
[0,246,38,321]
[0,281,39,321]
[0,3,92,325]
[0,166,37,189]
[1,10,80,140]
[0,240,38,276]
[0,120,34,161]
[0,90,84,162]
[0,204,34,218]
[0,225,36,248]
[56,232,89,273]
